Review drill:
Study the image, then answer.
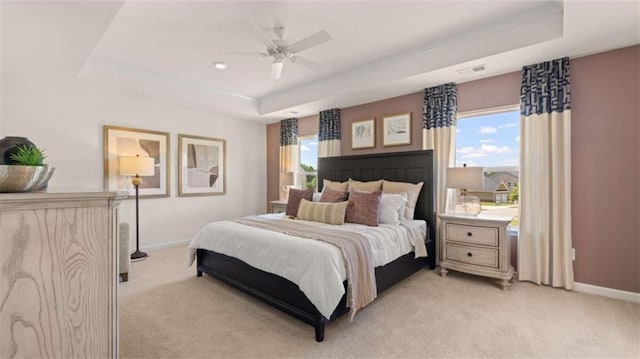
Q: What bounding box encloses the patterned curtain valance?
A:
[423,83,457,130]
[521,57,571,116]
[280,118,298,146]
[318,109,341,141]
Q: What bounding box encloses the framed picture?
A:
[178,134,226,196]
[383,112,412,146]
[351,118,375,149]
[103,125,170,198]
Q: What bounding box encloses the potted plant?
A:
[9,145,47,166]
[0,144,55,192]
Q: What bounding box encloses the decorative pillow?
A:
[379,193,408,225]
[323,179,348,192]
[286,188,313,217]
[348,179,383,193]
[345,189,382,226]
[382,180,424,219]
[296,199,348,225]
[312,192,322,202]
[320,186,348,203]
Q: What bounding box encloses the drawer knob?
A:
[467,232,473,237]
[467,252,473,257]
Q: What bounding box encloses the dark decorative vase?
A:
[0,136,36,165]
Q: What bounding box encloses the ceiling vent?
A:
[456,64,487,75]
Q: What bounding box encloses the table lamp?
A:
[119,154,155,260]
[446,164,484,216]
[280,171,295,199]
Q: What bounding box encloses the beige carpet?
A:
[119,245,639,358]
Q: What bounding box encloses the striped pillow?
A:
[296,199,348,225]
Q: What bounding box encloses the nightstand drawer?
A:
[446,243,499,268]
[270,201,287,214]
[446,224,498,246]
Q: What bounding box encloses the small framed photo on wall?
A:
[103,125,170,198]
[383,112,412,146]
[178,134,226,196]
[351,118,375,149]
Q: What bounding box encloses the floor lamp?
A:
[119,154,155,260]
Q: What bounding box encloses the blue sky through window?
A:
[456,110,520,168]
[300,137,318,169]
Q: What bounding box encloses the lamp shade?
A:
[446,166,484,190]
[279,171,295,186]
[119,155,155,176]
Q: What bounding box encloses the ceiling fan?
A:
[221,21,332,80]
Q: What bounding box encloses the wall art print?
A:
[351,118,375,149]
[178,134,226,196]
[383,112,412,146]
[103,125,170,198]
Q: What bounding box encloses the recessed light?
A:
[285,111,299,116]
[213,62,227,70]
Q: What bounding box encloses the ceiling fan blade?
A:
[290,56,331,72]
[271,61,284,80]
[247,19,278,50]
[218,52,269,57]
[289,30,332,54]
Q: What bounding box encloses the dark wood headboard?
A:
[317,150,436,268]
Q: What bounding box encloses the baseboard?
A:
[138,239,191,252]
[574,282,640,303]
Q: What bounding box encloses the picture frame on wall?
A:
[383,112,412,146]
[178,134,226,197]
[103,125,170,198]
[351,118,375,149]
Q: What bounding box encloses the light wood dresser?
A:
[0,190,126,358]
[439,213,514,289]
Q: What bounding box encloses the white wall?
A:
[1,76,266,250]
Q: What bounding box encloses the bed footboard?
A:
[196,248,426,342]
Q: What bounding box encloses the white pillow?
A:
[312,192,322,202]
[382,180,423,219]
[379,193,407,225]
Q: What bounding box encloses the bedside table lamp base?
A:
[453,191,482,216]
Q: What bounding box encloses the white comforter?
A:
[188,214,426,318]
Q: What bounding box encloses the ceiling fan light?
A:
[271,61,284,80]
[213,62,227,70]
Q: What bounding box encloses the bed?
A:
[193,150,436,341]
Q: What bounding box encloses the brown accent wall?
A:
[458,71,521,113]
[265,45,640,292]
[266,122,280,210]
[570,45,639,293]
[341,92,424,155]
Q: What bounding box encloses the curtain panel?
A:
[422,83,457,262]
[318,108,341,158]
[519,57,574,289]
[279,118,299,173]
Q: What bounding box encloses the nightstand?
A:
[269,200,287,214]
[439,213,514,289]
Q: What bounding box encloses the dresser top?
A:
[0,189,128,209]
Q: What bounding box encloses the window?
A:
[456,107,520,227]
[298,136,318,190]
